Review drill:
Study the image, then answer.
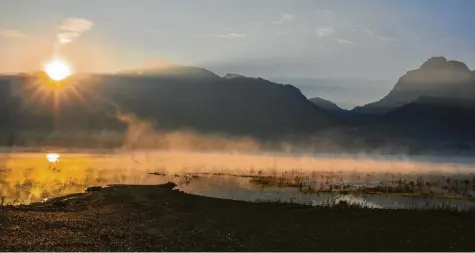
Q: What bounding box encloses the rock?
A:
[86,186,102,192]
[158,182,178,190]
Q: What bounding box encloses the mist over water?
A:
[1,112,474,209]
[1,149,474,208]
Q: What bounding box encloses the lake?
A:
[1,150,474,210]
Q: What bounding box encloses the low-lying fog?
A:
[1,113,474,209]
[1,149,474,210]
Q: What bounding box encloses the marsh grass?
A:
[263,193,475,213]
[243,170,475,201]
[3,158,475,210]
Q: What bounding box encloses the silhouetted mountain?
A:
[93,73,334,138]
[316,97,475,154]
[0,66,335,145]
[309,97,343,112]
[363,96,475,144]
[0,79,12,126]
[2,57,474,152]
[384,96,475,130]
[341,96,474,148]
[353,57,474,114]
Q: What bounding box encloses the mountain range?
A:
[0,56,474,152]
[0,65,334,145]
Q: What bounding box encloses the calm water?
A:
[1,150,474,210]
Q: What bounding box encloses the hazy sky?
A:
[1,0,474,108]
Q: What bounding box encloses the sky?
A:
[0,0,474,108]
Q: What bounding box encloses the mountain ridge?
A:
[1,57,474,151]
[309,97,344,112]
[353,57,475,114]
[0,64,335,143]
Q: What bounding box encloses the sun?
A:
[44,59,71,81]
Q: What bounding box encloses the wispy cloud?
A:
[312,10,397,46]
[216,31,247,39]
[316,26,334,37]
[271,14,294,25]
[145,28,161,34]
[364,29,396,42]
[57,18,93,44]
[375,35,396,42]
[335,38,354,44]
[0,29,28,39]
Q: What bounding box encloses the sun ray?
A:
[53,89,60,118]
[68,85,86,103]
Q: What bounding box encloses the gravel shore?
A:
[1,183,474,251]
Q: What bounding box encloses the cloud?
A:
[271,14,294,25]
[375,35,396,42]
[335,38,354,44]
[316,26,334,37]
[58,32,79,44]
[0,29,28,39]
[146,28,161,34]
[311,10,397,45]
[57,18,93,45]
[217,32,247,39]
[364,28,396,42]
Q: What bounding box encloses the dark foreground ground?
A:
[1,184,474,251]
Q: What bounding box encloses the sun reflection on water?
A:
[46,153,60,163]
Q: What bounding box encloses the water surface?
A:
[1,150,474,210]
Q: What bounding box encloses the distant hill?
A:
[309,97,344,112]
[353,57,474,114]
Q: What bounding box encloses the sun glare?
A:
[46,153,60,163]
[44,59,71,81]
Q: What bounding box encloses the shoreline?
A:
[1,183,474,251]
